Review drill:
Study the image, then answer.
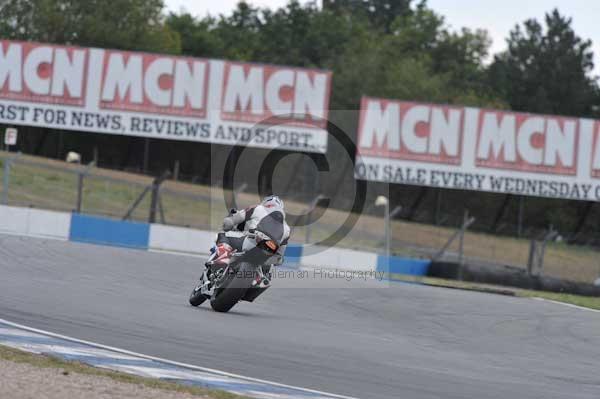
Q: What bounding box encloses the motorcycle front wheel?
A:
[189,284,207,307]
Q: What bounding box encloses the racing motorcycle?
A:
[188,211,281,313]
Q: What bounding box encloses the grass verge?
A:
[517,290,600,310]
[0,344,247,399]
[387,274,600,311]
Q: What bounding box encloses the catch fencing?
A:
[1,150,599,284]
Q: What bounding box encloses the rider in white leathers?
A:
[216,195,290,267]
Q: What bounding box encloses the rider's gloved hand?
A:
[222,217,235,231]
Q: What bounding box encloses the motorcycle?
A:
[189,212,281,313]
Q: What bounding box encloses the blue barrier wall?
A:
[70,214,150,249]
[284,245,303,267]
[67,212,429,275]
[376,256,431,276]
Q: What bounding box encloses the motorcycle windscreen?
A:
[256,211,285,243]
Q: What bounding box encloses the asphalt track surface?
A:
[1,234,600,399]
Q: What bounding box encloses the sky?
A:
[164,0,600,73]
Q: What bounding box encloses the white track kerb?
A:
[0,318,357,399]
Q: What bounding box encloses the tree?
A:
[0,0,180,53]
[256,1,341,67]
[323,0,414,33]
[165,13,222,57]
[212,1,263,61]
[165,0,502,110]
[488,9,599,117]
[353,4,501,108]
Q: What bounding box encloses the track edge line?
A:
[531,297,600,313]
[0,317,359,399]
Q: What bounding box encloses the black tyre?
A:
[189,285,207,307]
[210,263,255,313]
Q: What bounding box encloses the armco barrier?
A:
[69,213,150,249]
[0,205,430,276]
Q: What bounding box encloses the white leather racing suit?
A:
[219,202,290,265]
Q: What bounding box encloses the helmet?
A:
[261,195,284,210]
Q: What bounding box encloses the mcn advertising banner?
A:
[0,40,331,153]
[356,96,600,201]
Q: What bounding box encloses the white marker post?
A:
[4,128,18,152]
[375,195,390,258]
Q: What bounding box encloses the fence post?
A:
[458,210,469,279]
[76,173,84,212]
[459,210,468,265]
[149,171,171,224]
[384,199,390,258]
[527,227,558,277]
[305,194,325,244]
[527,240,536,276]
[517,196,525,237]
[173,160,180,181]
[75,162,96,213]
[149,182,159,224]
[432,209,475,265]
[1,153,21,205]
[2,158,9,205]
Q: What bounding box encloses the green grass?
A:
[4,160,217,228]
[518,290,600,310]
[0,345,246,399]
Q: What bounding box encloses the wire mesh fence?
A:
[1,151,599,284]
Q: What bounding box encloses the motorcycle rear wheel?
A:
[210,263,255,313]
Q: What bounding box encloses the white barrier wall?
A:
[27,208,71,238]
[300,245,378,272]
[0,205,429,276]
[0,205,29,236]
[0,205,70,240]
[148,224,214,255]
